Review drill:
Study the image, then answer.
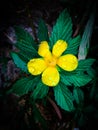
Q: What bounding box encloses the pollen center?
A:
[45,56,57,67]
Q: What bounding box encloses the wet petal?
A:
[57,54,78,71]
[52,40,68,57]
[38,41,52,58]
[42,67,60,87]
[27,58,47,75]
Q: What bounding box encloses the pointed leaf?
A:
[73,87,84,104]
[32,81,49,99]
[49,9,72,49]
[54,84,74,111]
[38,19,49,42]
[11,52,28,73]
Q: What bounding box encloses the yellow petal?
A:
[42,67,60,87]
[52,40,68,57]
[57,54,78,71]
[38,41,52,58]
[27,58,47,75]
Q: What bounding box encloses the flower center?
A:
[45,56,57,67]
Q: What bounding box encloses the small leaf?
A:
[49,9,72,49]
[54,84,74,111]
[73,87,84,104]
[11,52,28,73]
[38,19,49,42]
[32,81,49,99]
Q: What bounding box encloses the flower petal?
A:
[38,41,52,58]
[27,58,47,75]
[52,40,68,57]
[42,67,60,87]
[57,54,78,71]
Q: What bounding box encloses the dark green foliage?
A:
[12,76,40,96]
[63,74,92,87]
[54,84,74,111]
[32,81,49,99]
[60,58,95,87]
[73,87,84,104]
[49,9,72,49]
[77,59,95,71]
[11,52,28,73]
[62,72,92,87]
[14,26,37,49]
[38,19,49,42]
[14,26,39,61]
[64,35,81,55]
[60,74,72,86]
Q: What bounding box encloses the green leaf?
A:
[17,51,31,62]
[38,19,49,42]
[54,84,74,111]
[65,74,92,87]
[87,67,95,78]
[17,44,39,62]
[78,113,86,127]
[64,35,81,55]
[11,52,28,73]
[32,81,49,99]
[60,74,72,86]
[73,87,84,104]
[89,81,96,99]
[77,59,95,71]
[14,26,38,57]
[49,9,72,49]
[11,76,40,96]
[78,6,96,60]
[14,26,37,48]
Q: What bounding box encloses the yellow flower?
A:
[27,40,78,87]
